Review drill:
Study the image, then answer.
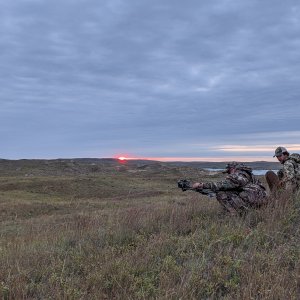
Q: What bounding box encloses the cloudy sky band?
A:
[1,0,300,160]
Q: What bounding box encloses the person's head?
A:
[223,162,252,174]
[273,146,289,164]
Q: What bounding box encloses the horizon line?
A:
[1,156,277,163]
[130,156,277,162]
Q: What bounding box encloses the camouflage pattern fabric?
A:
[279,157,300,192]
[201,170,267,213]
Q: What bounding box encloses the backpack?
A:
[290,153,300,164]
[289,153,300,180]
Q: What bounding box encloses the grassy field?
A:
[0,161,300,299]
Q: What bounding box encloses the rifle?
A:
[177,179,216,198]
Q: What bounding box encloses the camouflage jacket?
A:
[202,170,266,197]
[278,158,300,191]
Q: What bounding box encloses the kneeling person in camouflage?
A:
[192,162,267,215]
[266,146,300,194]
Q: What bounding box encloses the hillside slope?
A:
[0,162,298,299]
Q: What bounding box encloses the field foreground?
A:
[0,160,300,299]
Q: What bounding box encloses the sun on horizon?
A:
[118,156,127,161]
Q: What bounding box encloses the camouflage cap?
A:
[273,146,288,157]
[223,162,252,173]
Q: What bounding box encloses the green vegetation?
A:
[0,161,299,299]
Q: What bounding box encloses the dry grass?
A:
[1,168,300,299]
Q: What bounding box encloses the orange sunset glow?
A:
[118,156,127,161]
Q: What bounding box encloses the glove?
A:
[177,179,192,191]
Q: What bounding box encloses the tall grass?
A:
[1,173,300,299]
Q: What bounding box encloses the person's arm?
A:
[277,169,284,179]
[282,161,297,191]
[201,173,249,192]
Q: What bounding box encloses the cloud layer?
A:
[1,0,300,160]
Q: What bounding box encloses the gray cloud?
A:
[1,0,300,159]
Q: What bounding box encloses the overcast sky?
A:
[1,0,300,161]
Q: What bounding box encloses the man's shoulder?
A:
[283,160,297,175]
[284,159,296,168]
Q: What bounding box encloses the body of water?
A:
[203,168,279,176]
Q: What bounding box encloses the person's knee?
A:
[265,170,277,180]
[265,170,281,192]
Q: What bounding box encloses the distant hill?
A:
[0,158,279,177]
[0,158,175,176]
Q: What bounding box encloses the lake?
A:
[203,168,279,176]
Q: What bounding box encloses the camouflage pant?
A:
[216,190,267,214]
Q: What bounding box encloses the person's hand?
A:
[277,169,284,179]
[192,182,204,189]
